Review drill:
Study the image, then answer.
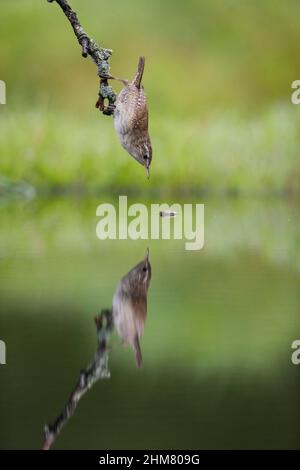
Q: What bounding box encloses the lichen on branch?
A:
[47,0,116,115]
[42,309,114,450]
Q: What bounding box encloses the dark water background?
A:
[0,196,299,449]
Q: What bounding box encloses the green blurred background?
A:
[1,0,300,192]
[0,0,300,450]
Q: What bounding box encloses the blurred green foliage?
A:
[0,0,300,191]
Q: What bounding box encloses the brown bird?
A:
[113,56,152,178]
[112,250,152,367]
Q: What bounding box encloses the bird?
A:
[112,249,152,367]
[113,56,152,178]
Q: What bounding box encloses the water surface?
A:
[0,196,299,449]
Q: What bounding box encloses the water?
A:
[0,196,299,449]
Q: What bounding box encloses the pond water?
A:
[0,196,299,449]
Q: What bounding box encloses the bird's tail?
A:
[133,336,143,368]
[132,56,145,89]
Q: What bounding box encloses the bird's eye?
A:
[143,155,148,160]
[142,266,147,272]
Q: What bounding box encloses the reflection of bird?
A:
[113,56,152,178]
[112,250,151,367]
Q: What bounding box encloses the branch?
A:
[47,0,117,115]
[42,309,114,450]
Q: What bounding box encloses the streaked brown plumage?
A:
[112,250,151,367]
[114,56,152,177]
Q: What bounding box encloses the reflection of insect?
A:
[160,211,177,218]
[112,250,151,367]
[113,57,152,178]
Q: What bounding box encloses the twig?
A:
[47,0,117,115]
[42,309,114,450]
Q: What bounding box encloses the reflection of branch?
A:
[47,0,117,115]
[42,309,114,450]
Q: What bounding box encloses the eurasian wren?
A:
[112,250,151,367]
[114,56,152,178]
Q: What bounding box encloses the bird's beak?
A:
[146,165,150,179]
[144,248,150,263]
